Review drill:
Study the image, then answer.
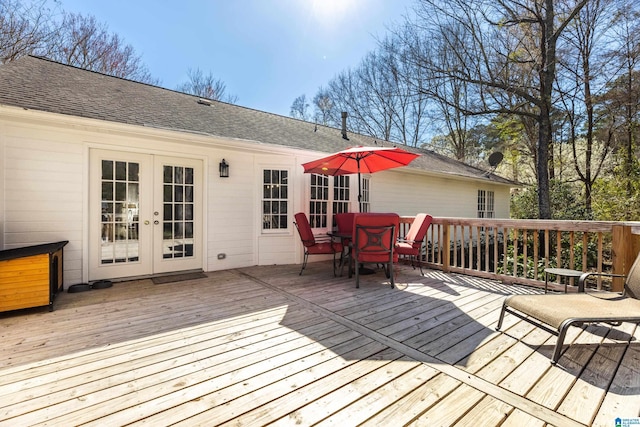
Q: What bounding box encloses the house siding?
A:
[1,106,514,284]
[208,149,258,270]
[2,124,85,284]
[370,170,510,219]
[0,136,5,249]
[0,108,311,283]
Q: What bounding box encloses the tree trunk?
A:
[584,73,594,216]
[626,67,635,197]
[537,0,556,220]
[537,109,552,219]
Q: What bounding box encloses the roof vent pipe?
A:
[341,112,349,140]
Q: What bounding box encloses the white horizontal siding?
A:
[0,114,306,282]
[3,132,84,284]
[258,235,297,265]
[1,109,514,286]
[206,150,257,270]
[0,140,4,248]
[371,170,510,218]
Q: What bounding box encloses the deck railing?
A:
[398,217,640,292]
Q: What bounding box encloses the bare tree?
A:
[556,0,617,216]
[313,87,333,126]
[405,0,589,219]
[47,12,157,84]
[604,1,640,190]
[290,94,310,120]
[407,20,481,160]
[1,1,159,84]
[324,53,395,141]
[0,0,58,63]
[176,67,237,103]
[316,34,431,147]
[322,68,371,134]
[382,34,431,147]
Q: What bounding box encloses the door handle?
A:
[144,220,150,225]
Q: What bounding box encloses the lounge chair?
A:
[496,251,640,364]
[349,213,399,289]
[294,212,343,276]
[395,213,433,275]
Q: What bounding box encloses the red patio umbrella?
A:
[302,146,420,212]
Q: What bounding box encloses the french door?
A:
[89,150,203,280]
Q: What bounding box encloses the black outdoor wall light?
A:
[219,159,229,178]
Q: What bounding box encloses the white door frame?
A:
[89,149,203,280]
[152,155,203,274]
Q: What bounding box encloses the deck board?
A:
[592,326,640,425]
[408,384,487,426]
[451,394,514,426]
[0,262,637,426]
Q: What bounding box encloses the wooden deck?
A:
[0,263,638,426]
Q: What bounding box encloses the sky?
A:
[60,0,416,117]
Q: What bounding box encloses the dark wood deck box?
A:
[0,241,68,312]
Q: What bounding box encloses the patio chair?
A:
[334,212,355,242]
[395,213,433,275]
[294,212,343,276]
[348,213,399,289]
[496,251,640,365]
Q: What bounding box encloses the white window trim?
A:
[261,167,291,234]
[306,173,355,231]
[477,189,495,218]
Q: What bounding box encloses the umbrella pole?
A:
[355,166,375,274]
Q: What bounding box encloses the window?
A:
[308,174,352,229]
[360,177,370,212]
[478,190,494,218]
[333,176,350,215]
[262,169,288,230]
[309,174,329,228]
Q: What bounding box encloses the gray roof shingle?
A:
[0,56,513,185]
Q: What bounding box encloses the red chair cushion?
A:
[294,212,316,247]
[395,241,416,255]
[306,241,343,254]
[353,213,400,263]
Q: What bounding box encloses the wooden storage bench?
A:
[0,241,68,313]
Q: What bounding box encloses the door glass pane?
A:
[102,160,113,180]
[115,161,127,180]
[162,165,196,259]
[128,163,139,181]
[174,185,183,202]
[101,160,140,264]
